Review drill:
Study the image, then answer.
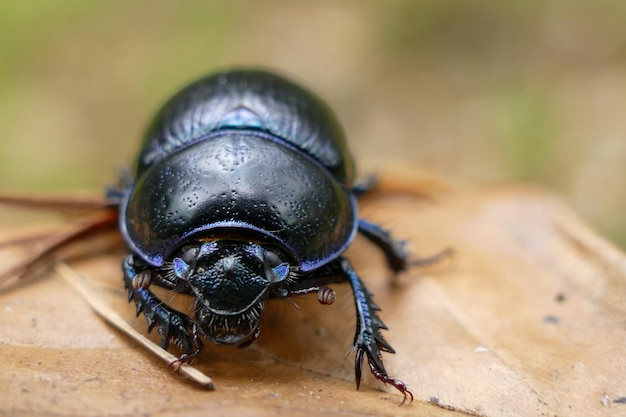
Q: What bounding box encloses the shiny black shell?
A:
[120,70,358,271]
[137,70,354,181]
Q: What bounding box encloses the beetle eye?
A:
[265,250,282,268]
[180,245,199,264]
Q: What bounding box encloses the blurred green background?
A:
[1,0,625,246]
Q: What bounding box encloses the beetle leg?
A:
[123,256,203,359]
[338,257,413,404]
[358,218,451,272]
[357,219,411,272]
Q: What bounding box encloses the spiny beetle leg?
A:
[123,256,202,357]
[339,258,413,403]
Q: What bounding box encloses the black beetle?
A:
[106,69,422,402]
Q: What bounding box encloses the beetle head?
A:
[172,240,290,345]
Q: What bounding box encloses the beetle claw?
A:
[353,341,414,405]
[170,348,201,371]
[366,357,414,405]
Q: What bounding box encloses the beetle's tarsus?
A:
[354,345,413,405]
[353,320,414,405]
[367,360,414,405]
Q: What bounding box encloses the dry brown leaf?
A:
[1,177,626,417]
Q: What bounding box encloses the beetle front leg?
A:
[123,256,203,361]
[338,257,414,404]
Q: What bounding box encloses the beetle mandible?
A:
[110,69,420,402]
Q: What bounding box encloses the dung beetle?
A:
[108,69,421,402]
